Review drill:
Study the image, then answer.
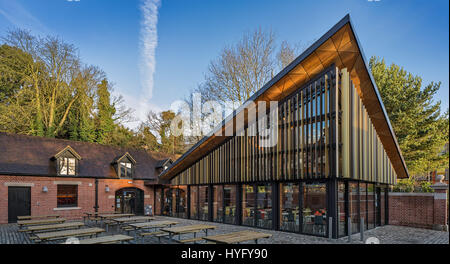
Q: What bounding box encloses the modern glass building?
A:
[154,15,409,238]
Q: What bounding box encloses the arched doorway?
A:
[115,187,144,215]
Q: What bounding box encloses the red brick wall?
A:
[96,179,154,213]
[389,192,448,230]
[0,175,154,224]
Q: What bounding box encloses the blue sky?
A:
[0,0,448,128]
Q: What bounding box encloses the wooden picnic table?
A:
[98,213,134,220]
[83,212,119,223]
[21,222,84,234]
[17,214,59,221]
[97,213,134,231]
[128,220,178,230]
[76,234,133,244]
[34,227,105,243]
[160,224,217,243]
[126,220,178,241]
[110,216,154,233]
[112,216,154,223]
[17,218,66,228]
[202,230,272,244]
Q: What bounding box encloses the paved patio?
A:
[1,216,448,244]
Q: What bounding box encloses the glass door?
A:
[375,187,382,226]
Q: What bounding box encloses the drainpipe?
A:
[94,178,99,213]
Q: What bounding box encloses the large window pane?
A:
[224,185,237,224]
[380,188,386,226]
[360,183,367,230]
[190,186,198,220]
[242,184,255,226]
[256,184,272,229]
[199,185,209,221]
[338,182,346,237]
[302,182,327,236]
[155,188,162,215]
[367,184,375,230]
[176,186,187,218]
[349,182,360,234]
[280,183,300,232]
[163,188,173,216]
[68,158,76,175]
[57,185,78,208]
[213,185,223,222]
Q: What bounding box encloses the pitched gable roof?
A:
[159,14,409,182]
[112,152,137,164]
[53,145,82,160]
[0,132,171,180]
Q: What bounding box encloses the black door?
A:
[375,188,382,226]
[8,187,31,223]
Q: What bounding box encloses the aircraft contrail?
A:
[139,0,161,100]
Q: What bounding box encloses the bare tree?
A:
[277,40,298,69]
[196,27,276,105]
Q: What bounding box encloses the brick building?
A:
[0,132,173,224]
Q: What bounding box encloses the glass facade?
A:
[224,185,237,224]
[338,182,346,237]
[190,186,198,220]
[360,183,367,229]
[199,185,209,221]
[175,186,187,218]
[380,188,386,226]
[160,67,396,238]
[302,183,327,236]
[242,184,255,226]
[162,188,173,216]
[213,185,223,222]
[256,184,272,229]
[349,182,359,234]
[280,183,300,232]
[154,180,388,238]
[367,184,375,230]
[155,188,162,215]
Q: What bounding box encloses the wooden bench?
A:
[21,222,84,236]
[76,234,133,244]
[34,227,105,243]
[121,226,135,235]
[139,231,169,243]
[177,237,204,244]
[17,215,59,221]
[202,230,272,244]
[17,218,66,229]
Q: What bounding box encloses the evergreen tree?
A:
[370,57,449,176]
[95,79,116,144]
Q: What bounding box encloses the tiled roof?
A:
[0,132,172,180]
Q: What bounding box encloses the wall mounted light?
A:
[105,185,110,192]
[42,186,48,193]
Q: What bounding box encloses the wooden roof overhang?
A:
[159,14,409,183]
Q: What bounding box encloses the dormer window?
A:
[120,161,133,178]
[113,152,136,179]
[59,157,76,175]
[53,146,81,176]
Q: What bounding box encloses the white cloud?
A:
[117,92,164,130]
[113,0,162,130]
[139,0,161,100]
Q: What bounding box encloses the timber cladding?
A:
[161,16,408,182]
[171,67,397,185]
